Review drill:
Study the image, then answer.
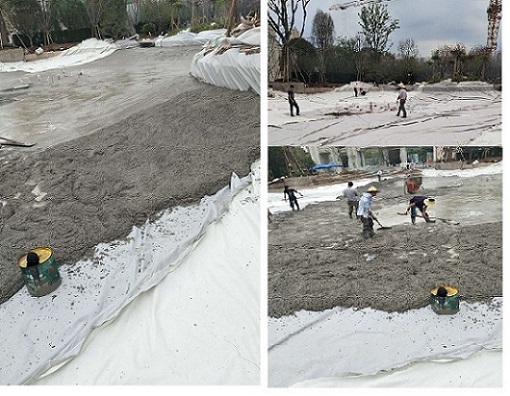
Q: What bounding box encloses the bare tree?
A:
[397,37,418,59]
[38,0,54,46]
[354,31,368,81]
[268,0,312,81]
[397,38,418,83]
[449,43,466,82]
[84,0,107,39]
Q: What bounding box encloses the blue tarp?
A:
[311,163,343,171]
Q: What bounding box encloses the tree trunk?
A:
[225,0,237,36]
[480,55,488,81]
[281,43,290,82]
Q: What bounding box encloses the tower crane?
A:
[486,0,502,52]
[329,0,502,52]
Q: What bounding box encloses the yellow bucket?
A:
[18,247,61,297]
[430,285,459,314]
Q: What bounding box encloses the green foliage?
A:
[142,22,156,36]
[429,43,468,82]
[293,147,316,171]
[51,27,91,43]
[268,147,315,180]
[52,0,91,30]
[311,9,335,50]
[5,0,43,46]
[97,0,134,39]
[268,147,288,181]
[323,44,356,83]
[358,4,399,54]
[460,147,502,161]
[190,22,225,33]
[364,51,396,84]
[407,147,432,157]
[140,0,184,34]
[289,37,317,84]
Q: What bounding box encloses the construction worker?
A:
[288,85,300,117]
[284,185,303,211]
[357,186,379,239]
[405,196,436,224]
[396,83,407,118]
[342,181,359,219]
[377,170,383,182]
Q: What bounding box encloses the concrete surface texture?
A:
[0,46,260,304]
[268,169,502,317]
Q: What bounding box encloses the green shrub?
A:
[142,23,156,35]
[190,22,225,34]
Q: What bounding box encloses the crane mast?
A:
[486,0,502,52]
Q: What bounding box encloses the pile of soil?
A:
[268,181,502,318]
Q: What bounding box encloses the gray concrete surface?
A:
[268,173,502,317]
[0,47,260,304]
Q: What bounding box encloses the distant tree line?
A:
[0,0,259,48]
[272,3,501,84]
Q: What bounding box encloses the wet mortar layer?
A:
[0,85,260,304]
[268,175,502,318]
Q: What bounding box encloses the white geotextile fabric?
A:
[0,170,254,385]
[191,28,260,94]
[227,28,260,46]
[268,298,502,387]
[155,29,227,47]
[114,39,141,49]
[195,29,228,44]
[292,349,502,387]
[418,80,497,92]
[30,160,260,385]
[0,38,119,73]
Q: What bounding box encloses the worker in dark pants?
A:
[396,83,407,118]
[342,181,359,219]
[284,185,303,211]
[357,186,379,239]
[405,196,436,224]
[288,85,300,116]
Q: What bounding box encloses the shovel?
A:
[397,212,459,225]
[0,136,35,147]
[374,218,392,230]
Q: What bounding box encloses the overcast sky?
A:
[293,0,499,57]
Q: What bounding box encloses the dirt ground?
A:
[268,174,502,318]
[0,47,260,304]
